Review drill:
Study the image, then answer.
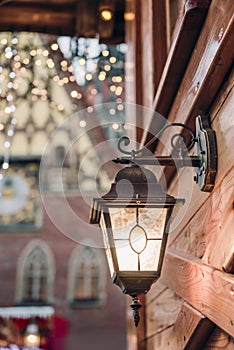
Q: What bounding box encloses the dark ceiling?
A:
[0,0,125,43]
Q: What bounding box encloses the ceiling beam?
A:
[0,6,75,36]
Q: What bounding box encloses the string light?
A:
[0,33,79,188]
[0,32,126,190]
[0,34,18,188]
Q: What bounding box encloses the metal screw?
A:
[195,82,200,93]
[218,28,224,42]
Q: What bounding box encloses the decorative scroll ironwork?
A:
[114,115,217,193]
[117,123,196,158]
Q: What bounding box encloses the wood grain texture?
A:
[141,0,211,149]
[167,71,234,267]
[146,287,182,338]
[161,248,234,338]
[168,167,234,269]
[167,302,214,350]
[203,327,234,349]
[141,0,154,110]
[146,327,173,350]
[144,0,234,163]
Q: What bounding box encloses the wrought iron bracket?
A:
[113,115,217,192]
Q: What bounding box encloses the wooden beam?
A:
[141,0,211,149]
[146,287,183,339]
[167,302,214,350]
[161,248,234,337]
[159,0,234,191]
[0,6,75,35]
[203,327,234,349]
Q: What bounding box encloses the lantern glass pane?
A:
[138,208,167,238]
[109,207,135,239]
[115,240,138,270]
[107,206,169,272]
[140,240,162,270]
[100,213,115,277]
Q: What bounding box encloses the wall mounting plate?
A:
[194,115,217,192]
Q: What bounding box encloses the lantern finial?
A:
[130,296,142,327]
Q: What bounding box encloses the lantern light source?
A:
[24,319,40,348]
[90,115,217,326]
[100,7,113,21]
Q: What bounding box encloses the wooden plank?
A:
[142,0,234,174]
[146,280,168,306]
[0,7,75,35]
[141,0,211,148]
[168,0,234,123]
[161,248,234,337]
[168,167,234,270]
[139,0,168,110]
[141,0,154,110]
[124,0,144,141]
[152,0,168,96]
[203,327,234,349]
[146,287,182,338]
[146,327,173,350]
[167,72,234,263]
[167,302,214,350]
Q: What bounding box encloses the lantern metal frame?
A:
[90,115,217,326]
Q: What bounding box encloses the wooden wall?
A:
[125,0,234,349]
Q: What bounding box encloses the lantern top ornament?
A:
[101,163,175,200]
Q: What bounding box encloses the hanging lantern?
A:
[90,164,183,326]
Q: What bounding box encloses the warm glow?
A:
[24,334,40,347]
[98,74,106,81]
[1,38,7,45]
[42,49,49,56]
[51,42,59,51]
[109,108,116,115]
[109,56,116,64]
[5,51,13,59]
[100,8,113,21]
[112,123,119,130]
[110,85,116,92]
[117,103,124,111]
[87,106,93,113]
[86,73,92,81]
[79,120,86,128]
[47,59,54,68]
[106,207,168,271]
[104,64,111,71]
[115,76,122,83]
[71,90,78,98]
[124,12,135,21]
[102,50,109,57]
[61,60,67,67]
[23,58,30,64]
[79,58,86,65]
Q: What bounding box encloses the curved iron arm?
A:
[117,123,196,157]
[114,115,217,193]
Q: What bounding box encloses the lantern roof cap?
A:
[115,164,157,184]
[102,164,175,200]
